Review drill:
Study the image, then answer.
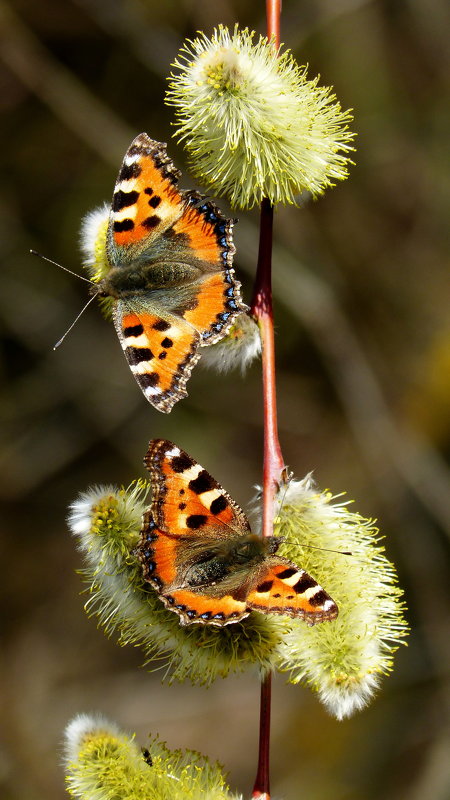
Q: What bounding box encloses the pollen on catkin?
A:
[64,713,243,800]
[271,474,408,719]
[167,25,355,209]
[67,483,287,685]
[79,204,113,318]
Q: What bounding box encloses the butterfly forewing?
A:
[107,133,183,257]
[147,439,250,538]
[246,561,338,624]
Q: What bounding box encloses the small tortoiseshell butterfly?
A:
[95,132,247,412]
[137,439,338,627]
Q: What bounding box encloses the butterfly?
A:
[93,132,247,413]
[137,439,338,626]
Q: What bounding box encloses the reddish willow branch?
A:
[250,199,285,536]
[250,3,283,798]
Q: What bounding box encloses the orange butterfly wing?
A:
[246,562,338,625]
[113,310,200,412]
[138,439,251,625]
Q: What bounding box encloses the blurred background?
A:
[1,0,450,798]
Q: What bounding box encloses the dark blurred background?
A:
[1,1,450,798]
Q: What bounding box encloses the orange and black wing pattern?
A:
[246,561,338,625]
[146,439,250,538]
[103,133,247,411]
[107,134,184,255]
[137,439,251,625]
[113,308,200,413]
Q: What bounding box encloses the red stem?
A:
[250,199,284,538]
[251,674,272,800]
[251,6,283,798]
[266,0,281,48]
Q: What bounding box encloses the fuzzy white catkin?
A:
[64,713,244,800]
[167,25,355,208]
[272,475,408,719]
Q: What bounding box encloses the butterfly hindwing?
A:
[139,511,249,625]
[98,133,247,411]
[114,306,200,412]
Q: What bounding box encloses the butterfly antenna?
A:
[53,293,98,350]
[301,543,352,556]
[29,250,95,285]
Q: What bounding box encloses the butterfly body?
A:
[93,133,247,412]
[137,440,339,626]
[146,528,277,596]
[97,261,203,300]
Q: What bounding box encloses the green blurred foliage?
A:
[1,1,449,799]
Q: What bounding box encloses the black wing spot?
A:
[189,470,215,495]
[171,453,195,473]
[161,337,173,349]
[256,580,274,594]
[186,514,207,529]
[276,567,297,580]
[138,372,159,388]
[149,195,161,208]
[308,590,329,607]
[293,575,317,594]
[124,323,144,338]
[141,215,161,229]
[113,189,139,211]
[125,346,154,365]
[119,163,142,181]
[179,502,186,510]
[210,495,228,515]
[114,219,134,232]
[144,186,154,196]
[152,320,171,332]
